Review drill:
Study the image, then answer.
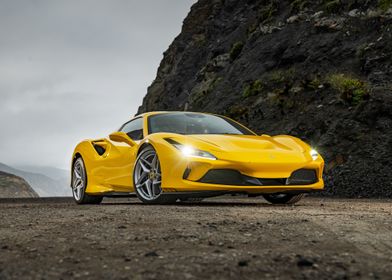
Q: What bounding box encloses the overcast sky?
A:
[0,0,195,170]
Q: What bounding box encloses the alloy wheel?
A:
[134,149,162,201]
[72,158,85,201]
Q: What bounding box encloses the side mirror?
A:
[109,131,136,147]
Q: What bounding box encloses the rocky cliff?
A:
[0,163,71,197]
[138,0,392,197]
[0,171,38,198]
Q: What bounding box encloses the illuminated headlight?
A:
[310,149,319,160]
[172,144,216,160]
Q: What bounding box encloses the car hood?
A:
[187,134,306,153]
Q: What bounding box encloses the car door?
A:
[101,117,144,191]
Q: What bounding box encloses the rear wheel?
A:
[133,146,176,204]
[72,157,103,204]
[263,193,304,205]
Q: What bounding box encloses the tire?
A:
[262,193,304,205]
[133,146,177,204]
[72,157,103,204]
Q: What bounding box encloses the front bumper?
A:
[162,154,325,194]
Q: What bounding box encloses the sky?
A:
[0,0,196,170]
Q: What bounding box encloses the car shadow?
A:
[101,198,294,208]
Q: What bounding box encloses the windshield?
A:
[148,112,256,135]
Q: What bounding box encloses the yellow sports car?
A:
[71,111,324,205]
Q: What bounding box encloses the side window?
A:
[120,118,144,140]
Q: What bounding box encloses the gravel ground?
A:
[0,196,391,279]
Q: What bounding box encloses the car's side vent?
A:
[93,144,106,156]
[92,139,107,156]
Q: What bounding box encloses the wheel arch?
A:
[137,142,154,155]
[71,140,97,189]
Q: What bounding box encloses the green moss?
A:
[226,105,248,119]
[323,0,342,13]
[191,77,222,107]
[327,74,369,105]
[259,1,279,23]
[267,68,295,84]
[207,77,223,94]
[229,41,244,61]
[379,0,392,11]
[307,77,322,90]
[247,22,258,35]
[243,80,264,98]
[192,34,206,46]
[356,44,368,58]
[290,0,309,13]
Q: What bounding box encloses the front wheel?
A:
[72,157,103,204]
[262,193,304,205]
[133,146,176,204]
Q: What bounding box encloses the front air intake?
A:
[197,168,318,186]
[287,169,318,185]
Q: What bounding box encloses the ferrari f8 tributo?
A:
[71,112,324,204]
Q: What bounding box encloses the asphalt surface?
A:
[0,196,391,279]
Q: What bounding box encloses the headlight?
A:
[171,143,216,160]
[310,149,319,160]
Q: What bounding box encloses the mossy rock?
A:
[229,42,244,61]
[327,73,369,105]
[190,77,222,107]
[243,80,264,98]
[259,1,279,23]
[379,0,392,11]
[290,0,310,13]
[323,0,342,14]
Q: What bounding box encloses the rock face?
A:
[138,0,392,198]
[0,171,38,198]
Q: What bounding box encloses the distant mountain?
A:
[15,165,69,182]
[0,163,71,197]
[0,171,38,198]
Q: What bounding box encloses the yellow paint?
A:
[72,112,324,195]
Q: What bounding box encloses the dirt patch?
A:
[0,197,391,279]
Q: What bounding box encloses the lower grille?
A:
[287,169,318,185]
[197,169,317,186]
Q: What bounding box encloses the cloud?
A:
[0,0,196,169]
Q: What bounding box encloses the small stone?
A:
[117,225,127,229]
[238,260,249,267]
[297,256,313,267]
[287,15,299,23]
[145,251,159,257]
[312,11,324,19]
[348,9,360,17]
[367,9,381,18]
